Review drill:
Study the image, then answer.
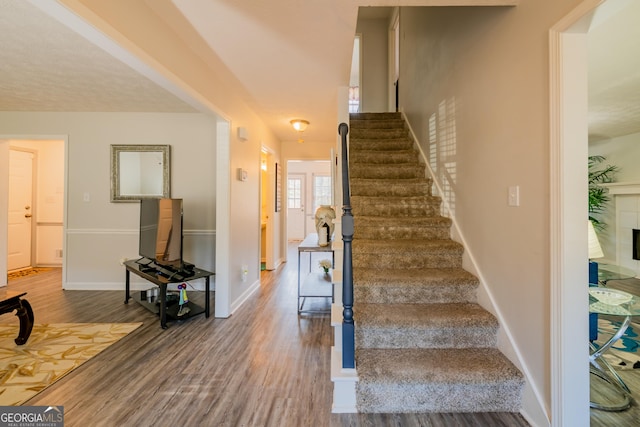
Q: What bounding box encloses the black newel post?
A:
[338,122,355,369]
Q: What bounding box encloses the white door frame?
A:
[260,147,275,270]
[550,0,606,424]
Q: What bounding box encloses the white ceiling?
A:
[588,0,640,141]
[0,1,637,142]
[0,0,197,113]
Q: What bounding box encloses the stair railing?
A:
[338,122,355,369]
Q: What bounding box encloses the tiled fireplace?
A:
[605,182,640,275]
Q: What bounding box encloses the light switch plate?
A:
[508,185,520,207]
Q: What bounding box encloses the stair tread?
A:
[356,347,523,384]
[354,267,478,285]
[351,177,430,184]
[351,194,439,201]
[355,216,451,225]
[351,151,417,157]
[354,239,463,251]
[351,160,421,165]
[356,303,497,328]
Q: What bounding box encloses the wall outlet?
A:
[55,249,63,258]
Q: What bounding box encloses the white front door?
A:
[8,149,34,271]
[287,174,306,240]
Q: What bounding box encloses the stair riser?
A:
[356,382,523,413]
[351,201,440,217]
[356,327,498,349]
[353,253,462,269]
[350,182,431,197]
[351,129,408,139]
[350,151,419,164]
[354,226,449,240]
[351,164,425,180]
[350,139,414,151]
[351,112,402,121]
[354,284,477,304]
[350,119,405,129]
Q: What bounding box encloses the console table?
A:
[0,291,33,345]
[124,260,214,329]
[297,233,334,314]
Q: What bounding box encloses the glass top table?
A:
[589,286,640,411]
[597,263,637,284]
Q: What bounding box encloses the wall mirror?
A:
[110,144,171,202]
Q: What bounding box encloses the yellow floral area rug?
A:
[0,322,142,405]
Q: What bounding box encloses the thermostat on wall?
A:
[237,168,248,182]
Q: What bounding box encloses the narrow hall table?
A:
[297,233,334,314]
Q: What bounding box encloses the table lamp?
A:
[588,220,604,341]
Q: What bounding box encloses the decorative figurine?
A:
[177,283,190,317]
[315,205,336,246]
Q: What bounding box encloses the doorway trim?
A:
[260,146,275,270]
[550,0,605,424]
[215,118,231,318]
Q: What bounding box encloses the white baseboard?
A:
[230,279,260,315]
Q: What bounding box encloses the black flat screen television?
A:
[139,198,187,273]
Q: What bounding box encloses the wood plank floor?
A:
[0,246,550,426]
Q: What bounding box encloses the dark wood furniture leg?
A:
[0,294,34,345]
[125,269,131,304]
[205,276,210,318]
[160,283,168,329]
[14,299,34,345]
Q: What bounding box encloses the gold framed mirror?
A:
[110,144,171,202]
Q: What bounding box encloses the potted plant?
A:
[318,259,332,275]
[589,155,618,230]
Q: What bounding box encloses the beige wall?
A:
[398,2,584,424]
[590,131,640,183]
[356,15,389,113]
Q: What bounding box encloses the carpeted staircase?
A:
[349,112,524,413]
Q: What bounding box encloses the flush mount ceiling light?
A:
[290,119,309,132]
[290,119,309,143]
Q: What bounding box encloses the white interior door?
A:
[287,174,306,240]
[8,149,34,271]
